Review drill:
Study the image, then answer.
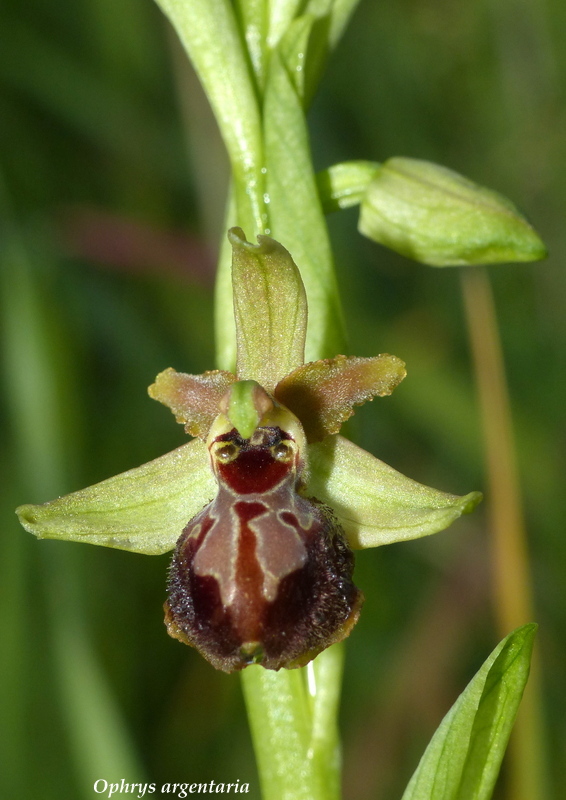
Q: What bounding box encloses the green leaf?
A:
[229,227,307,393]
[263,51,346,360]
[277,14,317,101]
[304,0,362,48]
[359,157,548,267]
[401,624,537,800]
[316,160,380,213]
[307,435,481,548]
[16,440,215,555]
[278,14,330,106]
[327,0,363,46]
[267,0,303,50]
[154,0,264,234]
[274,2,362,106]
[235,0,268,91]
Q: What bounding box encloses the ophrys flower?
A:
[17,228,481,672]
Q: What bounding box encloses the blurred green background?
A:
[1,1,564,798]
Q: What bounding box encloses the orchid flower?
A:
[17,228,480,673]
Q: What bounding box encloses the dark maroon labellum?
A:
[164,426,363,672]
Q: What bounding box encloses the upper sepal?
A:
[16,439,216,555]
[229,227,308,393]
[275,354,406,442]
[307,435,481,549]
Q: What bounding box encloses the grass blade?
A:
[401,624,537,800]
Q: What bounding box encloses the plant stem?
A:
[460,268,547,800]
[241,645,343,800]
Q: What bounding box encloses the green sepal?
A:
[401,624,537,800]
[16,439,215,555]
[307,435,481,549]
[359,157,548,267]
[229,227,307,393]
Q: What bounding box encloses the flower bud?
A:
[359,157,547,266]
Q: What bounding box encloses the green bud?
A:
[359,157,547,267]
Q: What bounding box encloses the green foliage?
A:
[402,625,537,800]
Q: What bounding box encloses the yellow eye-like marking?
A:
[272,441,295,462]
[213,442,240,463]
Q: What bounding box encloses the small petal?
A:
[149,368,236,437]
[229,227,307,392]
[307,435,481,548]
[275,354,406,442]
[359,157,547,267]
[16,440,216,555]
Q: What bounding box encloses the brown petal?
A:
[149,368,237,438]
[275,354,406,442]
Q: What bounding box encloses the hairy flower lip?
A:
[164,415,364,672]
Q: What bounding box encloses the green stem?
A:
[316,161,381,214]
[241,645,343,800]
[461,268,548,800]
[306,644,344,800]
